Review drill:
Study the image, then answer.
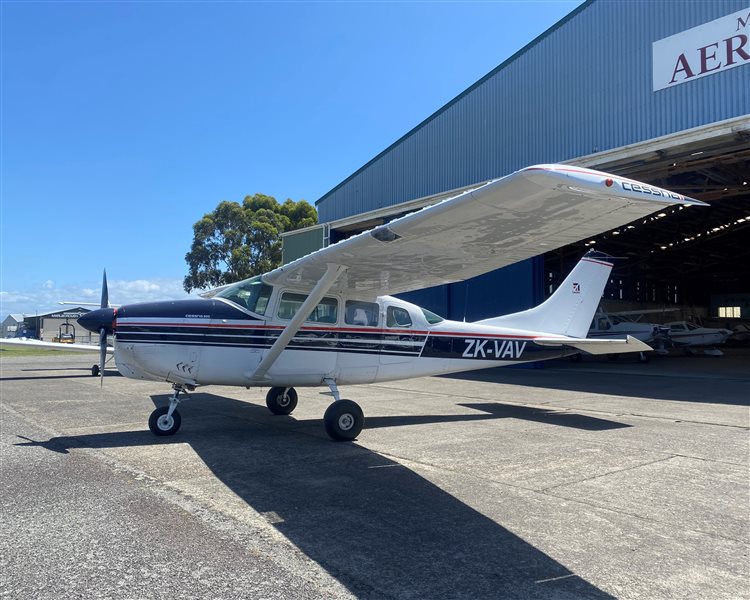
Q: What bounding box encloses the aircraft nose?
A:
[78,307,116,334]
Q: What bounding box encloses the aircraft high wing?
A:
[261,165,704,296]
[2,164,705,442]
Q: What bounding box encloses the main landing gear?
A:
[146,381,365,442]
[148,384,192,436]
[264,379,365,442]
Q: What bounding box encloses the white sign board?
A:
[653,7,750,91]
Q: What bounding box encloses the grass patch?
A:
[0,346,82,357]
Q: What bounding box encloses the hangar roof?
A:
[316,0,749,223]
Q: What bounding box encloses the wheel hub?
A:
[157,414,174,431]
[277,394,290,407]
[338,413,354,431]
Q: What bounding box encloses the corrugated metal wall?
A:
[317,0,750,222]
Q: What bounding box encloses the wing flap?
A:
[265,164,704,297]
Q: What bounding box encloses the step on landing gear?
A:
[322,378,364,441]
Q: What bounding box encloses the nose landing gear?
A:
[265,387,299,415]
[148,384,191,436]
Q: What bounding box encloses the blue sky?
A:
[1,0,582,318]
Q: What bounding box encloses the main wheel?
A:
[91,364,100,377]
[324,400,364,442]
[266,387,298,415]
[148,406,182,436]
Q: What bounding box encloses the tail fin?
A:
[477,251,613,337]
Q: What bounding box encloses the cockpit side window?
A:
[420,307,444,325]
[216,277,273,315]
[277,292,338,323]
[387,306,412,328]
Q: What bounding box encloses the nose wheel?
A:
[149,406,182,436]
[266,387,298,415]
[148,384,190,436]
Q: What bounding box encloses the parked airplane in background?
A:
[589,308,668,344]
[1,165,704,441]
[586,307,673,362]
[663,321,733,356]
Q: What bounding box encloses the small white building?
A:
[2,314,26,338]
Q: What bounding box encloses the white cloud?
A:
[1,278,192,319]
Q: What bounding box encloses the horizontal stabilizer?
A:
[0,338,112,354]
[535,335,652,355]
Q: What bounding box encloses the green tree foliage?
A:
[183,194,317,292]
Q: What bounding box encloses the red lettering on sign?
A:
[737,12,749,30]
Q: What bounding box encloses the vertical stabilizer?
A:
[477,251,613,337]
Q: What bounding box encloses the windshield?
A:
[421,307,445,324]
[216,276,272,315]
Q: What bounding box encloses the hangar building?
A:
[284,0,750,325]
[20,308,93,343]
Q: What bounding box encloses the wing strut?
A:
[248,263,347,381]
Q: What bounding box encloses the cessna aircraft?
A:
[2,165,704,441]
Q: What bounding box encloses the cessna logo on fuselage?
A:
[463,338,527,359]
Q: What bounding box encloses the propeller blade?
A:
[101,270,109,309]
[99,328,107,387]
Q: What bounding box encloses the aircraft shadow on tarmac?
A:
[17,393,616,600]
[450,366,750,406]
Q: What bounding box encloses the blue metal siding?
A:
[318,0,749,222]
[398,257,544,322]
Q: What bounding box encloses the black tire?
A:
[324,400,364,442]
[91,364,100,377]
[266,387,298,415]
[148,406,181,436]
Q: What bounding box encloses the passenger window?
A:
[387,306,412,328]
[277,292,338,323]
[345,301,379,327]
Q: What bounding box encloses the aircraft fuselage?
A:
[108,293,572,388]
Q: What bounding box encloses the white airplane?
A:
[663,321,733,355]
[589,308,667,344]
[586,307,673,361]
[2,165,704,441]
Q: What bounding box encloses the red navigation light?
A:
[605,178,614,187]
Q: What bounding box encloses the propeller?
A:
[98,270,109,387]
[77,270,115,386]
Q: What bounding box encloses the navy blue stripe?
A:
[116,338,420,356]
[116,299,260,321]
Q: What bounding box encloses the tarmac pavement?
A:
[1,351,748,599]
